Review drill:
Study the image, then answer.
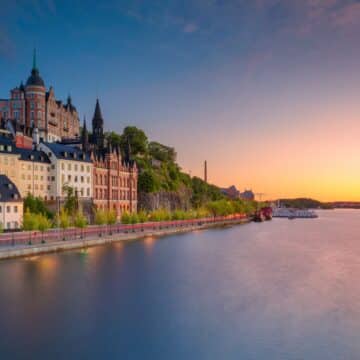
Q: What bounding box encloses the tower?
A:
[92,98,104,149]
[25,49,46,134]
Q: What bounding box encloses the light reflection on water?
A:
[1,210,360,359]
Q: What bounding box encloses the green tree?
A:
[63,185,78,216]
[138,170,159,193]
[24,194,53,219]
[106,210,117,225]
[23,210,39,230]
[94,209,107,225]
[74,211,87,229]
[120,126,148,159]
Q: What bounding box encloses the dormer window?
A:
[13,194,18,199]
[7,183,12,189]
[63,151,67,158]
[7,146,12,152]
[30,155,34,160]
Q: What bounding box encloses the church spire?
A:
[32,48,37,71]
[92,98,104,149]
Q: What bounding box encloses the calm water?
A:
[1,210,360,359]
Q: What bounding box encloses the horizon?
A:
[1,1,360,201]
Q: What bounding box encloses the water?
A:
[1,210,360,359]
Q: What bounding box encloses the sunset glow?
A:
[1,1,360,201]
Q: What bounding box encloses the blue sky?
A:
[1,0,360,200]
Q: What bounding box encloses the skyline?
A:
[1,1,360,201]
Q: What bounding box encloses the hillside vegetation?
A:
[106,126,225,208]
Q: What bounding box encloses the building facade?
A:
[0,135,54,199]
[84,99,137,218]
[39,142,93,200]
[0,175,23,230]
[0,51,80,143]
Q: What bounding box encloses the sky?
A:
[1,0,360,201]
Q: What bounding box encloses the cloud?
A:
[331,2,360,27]
[183,23,199,33]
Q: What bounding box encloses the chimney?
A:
[32,127,40,149]
[204,160,207,183]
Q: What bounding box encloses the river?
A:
[1,209,360,359]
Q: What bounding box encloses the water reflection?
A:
[0,210,360,359]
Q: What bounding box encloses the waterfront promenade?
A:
[0,215,249,260]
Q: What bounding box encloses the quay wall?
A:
[0,216,250,261]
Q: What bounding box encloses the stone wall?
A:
[138,187,192,212]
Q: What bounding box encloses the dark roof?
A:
[26,68,45,87]
[0,175,21,202]
[17,148,51,163]
[44,142,91,162]
[0,136,50,163]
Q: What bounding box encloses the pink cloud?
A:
[331,2,360,27]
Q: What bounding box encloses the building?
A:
[0,135,54,199]
[84,99,137,218]
[221,185,241,199]
[0,50,80,143]
[0,175,23,230]
[39,142,93,200]
[240,190,255,201]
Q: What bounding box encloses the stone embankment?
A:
[0,216,250,261]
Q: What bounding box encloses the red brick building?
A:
[0,51,80,143]
[84,100,137,218]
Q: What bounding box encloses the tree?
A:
[59,209,71,229]
[37,214,52,242]
[24,194,53,219]
[94,209,107,225]
[63,185,78,216]
[120,126,148,159]
[23,210,38,231]
[106,210,117,225]
[138,170,159,193]
[74,211,87,228]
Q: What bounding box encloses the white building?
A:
[39,142,93,200]
[0,175,23,230]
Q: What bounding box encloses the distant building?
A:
[0,50,80,143]
[0,175,23,230]
[221,185,241,199]
[240,190,255,201]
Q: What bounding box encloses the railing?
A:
[0,214,247,248]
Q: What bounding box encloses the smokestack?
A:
[204,160,207,183]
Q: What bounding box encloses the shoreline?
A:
[0,218,250,261]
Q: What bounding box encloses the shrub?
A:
[137,211,148,223]
[74,211,87,228]
[106,210,117,225]
[23,210,38,231]
[121,212,131,224]
[94,209,107,225]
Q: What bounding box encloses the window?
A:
[81,176,84,183]
[87,166,90,172]
[81,165,84,172]
[51,176,55,181]
[14,206,18,213]
[87,188,90,197]
[0,206,2,213]
[6,206,10,213]
[61,163,64,170]
[74,164,78,171]
[68,164,71,171]
[68,175,71,181]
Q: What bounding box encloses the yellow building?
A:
[0,136,54,199]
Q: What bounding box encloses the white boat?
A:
[272,207,318,219]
